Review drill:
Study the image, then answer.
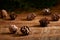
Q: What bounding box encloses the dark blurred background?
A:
[0,0,60,11]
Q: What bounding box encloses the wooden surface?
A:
[0,5,60,40]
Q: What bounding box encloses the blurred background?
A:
[0,0,60,11]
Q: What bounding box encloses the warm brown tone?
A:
[0,5,60,40]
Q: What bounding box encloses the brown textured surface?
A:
[0,5,60,40]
